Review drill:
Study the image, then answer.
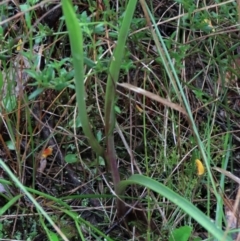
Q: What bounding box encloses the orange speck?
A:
[195,159,205,176]
[42,146,53,158]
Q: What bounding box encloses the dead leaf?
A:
[225,200,238,240]
[213,167,240,240]
[222,58,240,87]
[212,167,240,185]
[118,83,187,115]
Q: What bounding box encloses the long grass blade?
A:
[0,159,69,241]
[61,0,104,157]
[118,174,232,241]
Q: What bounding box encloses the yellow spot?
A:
[16,39,23,51]
[203,19,215,32]
[195,159,205,176]
[42,146,53,158]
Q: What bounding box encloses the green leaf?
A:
[118,174,232,241]
[2,95,17,112]
[28,87,44,100]
[20,4,31,28]
[6,140,15,150]
[98,156,105,166]
[114,105,121,114]
[48,231,59,241]
[69,115,82,128]
[169,226,192,241]
[65,154,78,163]
[96,130,102,142]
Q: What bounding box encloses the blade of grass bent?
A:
[61,0,104,157]
[118,174,232,241]
[0,178,71,209]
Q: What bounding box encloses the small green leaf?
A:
[65,154,78,163]
[169,226,192,241]
[114,105,121,114]
[28,88,44,100]
[48,231,59,241]
[98,156,105,166]
[2,95,17,112]
[6,140,15,150]
[96,131,102,142]
[20,4,31,28]
[70,115,82,128]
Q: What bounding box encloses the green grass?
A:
[0,0,239,240]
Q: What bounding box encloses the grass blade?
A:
[118,174,232,241]
[0,159,69,241]
[103,0,138,217]
[61,0,104,157]
[0,194,22,216]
